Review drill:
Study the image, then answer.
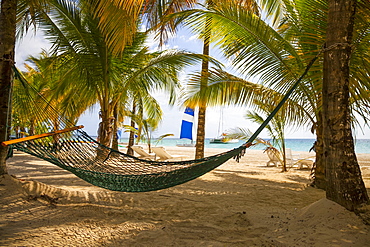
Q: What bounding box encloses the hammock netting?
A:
[6,68,247,192]
[11,129,246,192]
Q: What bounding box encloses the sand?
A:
[1,147,370,246]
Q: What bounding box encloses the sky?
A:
[15,28,369,140]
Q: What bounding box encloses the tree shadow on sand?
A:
[1,154,330,247]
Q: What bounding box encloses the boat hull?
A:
[209,138,239,144]
[176,143,195,147]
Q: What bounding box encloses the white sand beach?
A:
[1,147,370,246]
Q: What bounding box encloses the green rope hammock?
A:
[4,55,318,192]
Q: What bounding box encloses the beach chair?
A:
[295,157,315,169]
[285,148,315,169]
[265,147,281,167]
[131,145,156,160]
[151,147,188,161]
[285,148,300,167]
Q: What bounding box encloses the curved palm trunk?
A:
[322,0,368,210]
[0,0,17,175]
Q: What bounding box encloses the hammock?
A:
[5,125,247,192]
[3,56,317,192]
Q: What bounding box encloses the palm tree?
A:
[24,52,88,124]
[92,0,199,55]
[125,89,164,154]
[8,55,81,153]
[0,0,282,172]
[136,118,159,152]
[0,0,103,166]
[36,1,205,149]
[322,0,369,210]
[0,0,206,174]
[178,0,370,209]
[245,108,289,172]
[153,0,262,159]
[0,0,17,174]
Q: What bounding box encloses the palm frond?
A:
[90,0,142,55]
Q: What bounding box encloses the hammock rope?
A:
[5,52,319,192]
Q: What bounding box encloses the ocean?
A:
[118,138,370,154]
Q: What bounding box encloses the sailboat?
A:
[209,133,239,144]
[209,108,239,144]
[176,107,196,147]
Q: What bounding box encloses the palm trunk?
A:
[52,120,61,145]
[195,39,209,159]
[312,113,326,189]
[136,125,142,145]
[322,0,368,210]
[195,105,206,159]
[195,11,213,160]
[97,44,113,148]
[0,0,17,175]
[281,142,287,172]
[147,136,152,153]
[111,104,119,150]
[127,103,136,155]
[29,119,35,136]
[97,110,114,148]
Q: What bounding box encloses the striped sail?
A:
[180,107,194,140]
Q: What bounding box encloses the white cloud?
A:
[15,31,51,69]
[188,35,198,41]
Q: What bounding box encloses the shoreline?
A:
[119,138,370,154]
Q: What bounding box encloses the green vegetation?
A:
[0,0,369,211]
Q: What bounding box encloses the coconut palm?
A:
[179,0,370,209]
[24,52,89,124]
[245,108,289,172]
[152,0,262,159]
[322,0,369,209]
[0,0,17,174]
[0,0,208,174]
[34,0,211,148]
[125,89,164,154]
[0,0,282,171]
[10,52,90,145]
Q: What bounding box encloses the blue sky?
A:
[15,28,369,140]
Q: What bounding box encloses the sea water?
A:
[118,138,370,154]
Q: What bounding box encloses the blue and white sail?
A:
[179,107,194,140]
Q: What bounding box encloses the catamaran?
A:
[210,108,238,144]
[209,134,239,144]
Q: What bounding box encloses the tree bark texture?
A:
[195,36,210,159]
[127,103,136,156]
[312,113,326,190]
[97,110,114,148]
[195,105,206,159]
[0,0,17,175]
[322,0,369,210]
[111,104,119,150]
